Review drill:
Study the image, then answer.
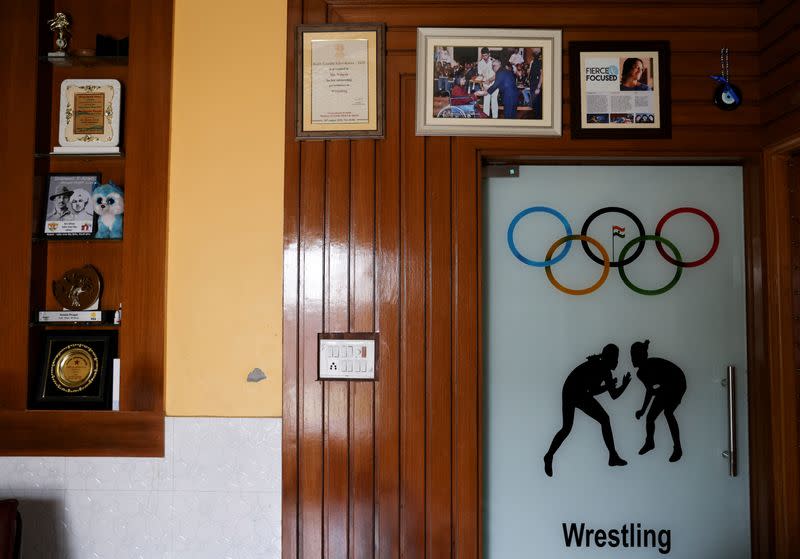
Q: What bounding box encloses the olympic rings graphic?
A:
[618,235,683,296]
[507,205,719,296]
[507,206,573,267]
[545,235,610,296]
[580,207,645,267]
[655,207,719,267]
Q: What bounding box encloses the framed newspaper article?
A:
[296,23,385,139]
[569,41,671,139]
[416,28,562,137]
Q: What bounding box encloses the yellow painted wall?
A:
[166,0,286,416]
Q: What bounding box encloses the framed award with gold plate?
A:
[53,79,122,154]
[30,331,117,409]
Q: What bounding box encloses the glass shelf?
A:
[39,55,128,67]
[34,152,125,160]
[32,236,123,244]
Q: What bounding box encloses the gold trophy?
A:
[47,12,71,58]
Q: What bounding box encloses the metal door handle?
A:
[721,365,737,477]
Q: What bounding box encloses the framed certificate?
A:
[296,24,385,139]
[569,41,671,139]
[54,78,122,154]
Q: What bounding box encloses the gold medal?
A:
[51,344,98,392]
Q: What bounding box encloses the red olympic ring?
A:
[654,207,719,268]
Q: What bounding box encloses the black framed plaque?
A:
[569,41,671,139]
[30,330,117,409]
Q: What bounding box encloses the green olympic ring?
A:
[617,235,683,296]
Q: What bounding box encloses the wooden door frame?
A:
[761,133,800,558]
[466,146,798,558]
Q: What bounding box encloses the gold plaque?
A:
[73,92,106,135]
[52,265,102,310]
[50,344,98,392]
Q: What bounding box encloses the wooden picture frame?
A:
[296,23,385,140]
[415,27,562,137]
[569,41,671,139]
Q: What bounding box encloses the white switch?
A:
[318,335,377,380]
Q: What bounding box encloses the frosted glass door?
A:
[484,166,749,559]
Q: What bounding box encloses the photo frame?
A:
[30,330,117,410]
[415,28,562,137]
[569,41,671,139]
[296,23,385,140]
[54,79,122,154]
[42,173,100,238]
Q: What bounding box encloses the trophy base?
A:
[47,51,67,58]
[52,146,121,155]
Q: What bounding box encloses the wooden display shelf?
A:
[0,0,172,456]
[0,410,163,457]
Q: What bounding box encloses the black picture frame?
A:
[29,330,117,410]
[42,173,101,238]
[569,41,671,139]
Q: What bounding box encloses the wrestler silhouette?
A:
[632,340,686,462]
[544,344,631,477]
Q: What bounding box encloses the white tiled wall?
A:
[0,417,281,559]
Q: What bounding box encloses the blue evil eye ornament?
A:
[92,181,124,239]
[711,76,742,111]
[710,48,742,111]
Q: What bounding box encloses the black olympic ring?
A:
[580,207,646,268]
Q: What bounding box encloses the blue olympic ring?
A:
[507,206,573,267]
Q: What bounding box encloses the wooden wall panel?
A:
[399,71,427,558]
[349,139,376,559]
[284,1,799,557]
[374,54,402,559]
[760,0,800,145]
[0,1,39,411]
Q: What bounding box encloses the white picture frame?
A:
[416,28,562,137]
[54,79,122,154]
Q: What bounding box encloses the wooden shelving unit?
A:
[0,1,173,456]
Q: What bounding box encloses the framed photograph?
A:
[296,23,385,139]
[415,28,562,137]
[53,78,122,154]
[43,173,100,238]
[29,330,118,410]
[569,41,671,139]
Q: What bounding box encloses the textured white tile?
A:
[173,491,280,559]
[0,489,64,559]
[173,418,281,492]
[63,490,173,559]
[0,457,65,491]
[65,455,172,492]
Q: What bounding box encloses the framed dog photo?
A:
[296,23,385,139]
[416,28,562,137]
[43,173,100,238]
[569,41,671,139]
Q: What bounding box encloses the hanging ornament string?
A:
[710,47,742,110]
[721,47,729,82]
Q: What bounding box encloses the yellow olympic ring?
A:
[544,235,610,296]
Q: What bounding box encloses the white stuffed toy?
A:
[93,181,124,239]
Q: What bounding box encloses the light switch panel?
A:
[318,332,379,380]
